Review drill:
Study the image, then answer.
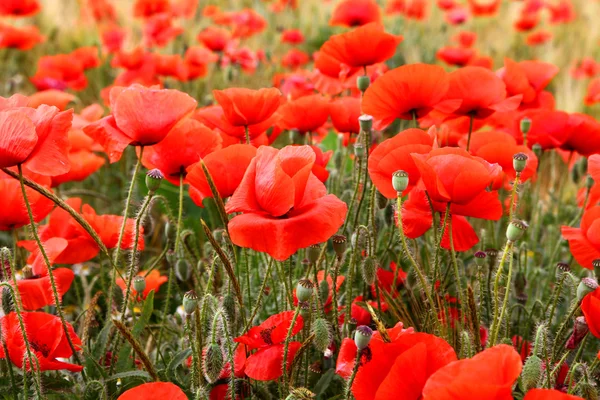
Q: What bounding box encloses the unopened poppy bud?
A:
[360,256,378,285]
[319,279,329,303]
[354,143,365,158]
[175,259,191,282]
[312,318,332,352]
[357,75,370,92]
[474,251,487,268]
[331,235,347,258]
[21,265,34,279]
[133,276,146,293]
[520,354,542,392]
[376,191,388,209]
[513,153,528,173]
[577,277,598,302]
[532,143,542,158]
[203,343,225,384]
[580,383,599,400]
[392,170,409,193]
[296,279,314,302]
[359,114,373,132]
[556,261,571,273]
[1,286,13,315]
[459,331,474,359]
[183,290,198,314]
[222,293,237,324]
[586,175,595,189]
[566,316,588,349]
[506,220,528,242]
[520,117,532,136]
[307,244,321,264]
[354,325,373,350]
[145,169,164,193]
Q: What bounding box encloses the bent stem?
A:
[17,165,82,367]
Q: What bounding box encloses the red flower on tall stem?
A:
[561,206,600,270]
[278,95,330,135]
[16,268,75,311]
[330,0,381,27]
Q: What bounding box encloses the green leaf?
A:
[105,370,152,383]
[166,348,192,383]
[314,368,336,398]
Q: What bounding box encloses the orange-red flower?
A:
[116,270,168,299]
[436,46,475,67]
[281,29,304,44]
[498,58,559,105]
[118,382,187,400]
[84,84,197,162]
[582,287,600,338]
[0,311,82,372]
[585,78,600,106]
[0,0,40,17]
[561,206,600,270]
[524,389,583,400]
[281,48,310,70]
[561,113,600,156]
[197,26,232,52]
[278,94,330,134]
[16,268,74,311]
[330,0,381,27]
[133,0,170,18]
[468,0,500,16]
[225,146,347,260]
[422,345,522,399]
[526,30,553,46]
[310,145,333,182]
[30,54,89,91]
[0,23,44,50]
[362,63,461,125]
[143,13,184,48]
[184,46,219,79]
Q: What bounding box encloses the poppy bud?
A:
[506,220,528,242]
[359,114,373,132]
[334,148,343,170]
[21,265,34,279]
[557,261,571,273]
[566,316,589,350]
[580,383,598,400]
[296,279,314,302]
[331,235,347,258]
[360,256,378,285]
[594,259,600,280]
[532,143,542,158]
[577,277,598,302]
[474,251,487,268]
[203,343,225,384]
[145,169,164,193]
[392,170,409,193]
[354,325,373,350]
[459,331,474,359]
[222,293,237,325]
[357,75,370,93]
[133,276,146,293]
[586,175,595,190]
[175,259,191,282]
[307,244,321,265]
[520,117,532,136]
[354,143,365,158]
[183,290,199,315]
[520,354,542,392]
[312,318,332,352]
[513,153,528,173]
[376,191,388,209]
[165,249,176,266]
[1,286,13,315]
[319,279,329,303]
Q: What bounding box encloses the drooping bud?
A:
[520,354,543,392]
[358,114,373,132]
[133,276,146,294]
[307,244,321,265]
[203,343,225,384]
[474,251,487,268]
[392,170,409,193]
[145,169,164,193]
[577,277,598,302]
[354,325,373,350]
[357,75,370,93]
[183,290,199,315]
[520,117,532,136]
[331,235,347,258]
[506,220,528,242]
[360,256,378,285]
[459,331,474,359]
[532,143,542,159]
[222,293,237,325]
[513,153,528,173]
[175,259,191,282]
[566,316,589,349]
[586,175,595,189]
[296,279,314,302]
[312,318,332,352]
[319,279,329,303]
[1,286,13,315]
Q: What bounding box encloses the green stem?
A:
[344,350,362,399]
[489,241,514,347]
[281,306,300,396]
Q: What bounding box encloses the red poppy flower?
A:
[561,206,600,270]
[509,109,570,150]
[281,29,304,44]
[116,270,168,299]
[571,57,600,80]
[87,0,117,22]
[371,261,407,298]
[184,46,219,80]
[234,311,304,381]
[192,105,270,146]
[404,0,429,20]
[212,87,282,141]
[27,90,75,111]
[436,46,475,67]
[153,54,188,81]
[187,144,257,207]
[524,389,583,400]
[498,58,559,105]
[143,13,184,48]
[278,94,330,134]
[142,119,222,184]
[445,7,470,26]
[30,54,89,91]
[368,128,434,199]
[526,30,553,46]
[330,0,381,27]
[444,66,522,119]
[0,169,54,231]
[0,99,73,176]
[196,26,232,52]
[319,23,402,77]
[16,268,74,311]
[0,23,44,50]
[547,0,576,24]
[337,322,457,400]
[84,84,197,162]
[0,0,40,17]
[514,11,540,31]
[452,31,477,47]
[118,382,187,400]
[511,335,532,362]
[281,49,310,70]
[385,0,406,14]
[422,345,521,399]
[467,0,500,16]
[330,96,361,137]
[225,146,347,261]
[100,24,126,54]
[0,311,82,372]
[229,9,267,38]
[347,295,384,326]
[362,63,461,126]
[51,150,105,187]
[585,78,600,106]
[561,113,600,156]
[133,0,170,18]
[581,287,600,338]
[310,145,333,182]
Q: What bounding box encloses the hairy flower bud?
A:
[203,343,225,384]
[520,355,542,392]
[175,259,191,282]
[312,318,332,353]
[360,256,378,285]
[566,316,589,349]
[319,279,329,304]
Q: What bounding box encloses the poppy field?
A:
[3,0,600,399]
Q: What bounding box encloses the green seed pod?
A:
[145,169,164,193]
[354,143,365,158]
[133,276,146,294]
[357,75,370,92]
[165,249,176,266]
[376,190,388,209]
[361,256,378,285]
[513,152,528,173]
[176,259,191,282]
[354,325,373,350]
[312,318,332,352]
[474,251,487,268]
[222,293,237,325]
[319,279,329,304]
[331,235,347,258]
[183,290,199,315]
[307,244,321,265]
[532,143,542,159]
[296,279,314,302]
[506,220,528,242]
[392,170,409,193]
[577,277,598,302]
[203,343,224,384]
[520,117,532,136]
[359,114,373,132]
[520,355,542,392]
